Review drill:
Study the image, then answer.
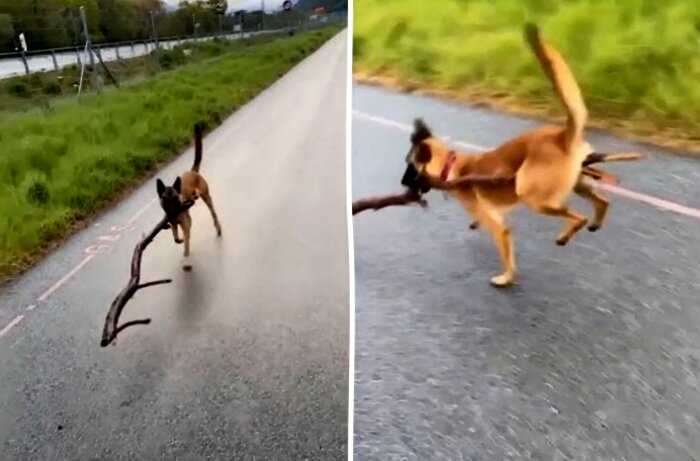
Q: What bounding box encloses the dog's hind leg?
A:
[535,204,587,246]
[574,179,608,232]
[200,192,222,237]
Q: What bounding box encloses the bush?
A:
[42,81,62,95]
[158,48,187,69]
[6,81,29,97]
[21,172,50,206]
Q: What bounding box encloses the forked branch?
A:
[100,200,194,347]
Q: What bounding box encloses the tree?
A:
[97,0,139,42]
[0,13,13,50]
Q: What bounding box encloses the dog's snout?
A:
[401,164,430,193]
[401,164,419,187]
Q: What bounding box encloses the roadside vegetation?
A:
[354,0,700,149]
[0,25,340,279]
[0,34,289,113]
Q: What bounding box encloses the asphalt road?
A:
[0,30,348,460]
[352,84,700,461]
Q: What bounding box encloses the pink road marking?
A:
[353,110,700,221]
[37,255,95,302]
[0,315,24,339]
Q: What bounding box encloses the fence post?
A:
[20,51,29,75]
[131,41,135,56]
[50,50,59,71]
[115,46,120,60]
[75,47,82,67]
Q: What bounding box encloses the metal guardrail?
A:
[0,13,346,81]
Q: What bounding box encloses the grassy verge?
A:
[354,0,700,152]
[0,25,341,280]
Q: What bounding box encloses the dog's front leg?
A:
[171,222,183,244]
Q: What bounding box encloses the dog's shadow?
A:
[173,234,226,333]
[173,263,212,333]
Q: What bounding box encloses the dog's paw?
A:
[174,238,183,244]
[587,224,600,232]
[490,274,514,287]
[182,264,192,272]
[555,237,568,246]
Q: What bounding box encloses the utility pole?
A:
[261,0,265,31]
[150,11,158,49]
[79,6,100,93]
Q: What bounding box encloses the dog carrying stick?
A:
[100,201,194,347]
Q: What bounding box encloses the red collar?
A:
[440,151,457,181]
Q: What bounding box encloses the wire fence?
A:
[0,9,347,81]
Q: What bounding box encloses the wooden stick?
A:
[352,175,514,216]
[100,200,194,347]
[352,189,427,215]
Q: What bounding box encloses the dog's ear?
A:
[173,176,182,193]
[415,141,432,163]
[411,118,432,145]
[156,179,166,196]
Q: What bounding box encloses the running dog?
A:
[156,123,222,266]
[400,24,641,287]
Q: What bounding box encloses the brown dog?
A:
[401,24,641,287]
[156,123,222,266]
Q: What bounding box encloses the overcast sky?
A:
[162,0,288,12]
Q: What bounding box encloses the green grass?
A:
[0,33,309,114]
[354,0,700,136]
[0,26,340,279]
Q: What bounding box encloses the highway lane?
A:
[0,30,348,460]
[352,83,700,460]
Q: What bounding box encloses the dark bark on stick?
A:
[352,189,427,215]
[100,200,194,347]
[352,174,514,216]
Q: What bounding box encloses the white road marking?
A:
[127,198,156,225]
[0,315,24,339]
[37,255,95,302]
[353,110,700,220]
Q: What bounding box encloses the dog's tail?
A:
[583,152,644,166]
[525,23,587,154]
[192,122,204,172]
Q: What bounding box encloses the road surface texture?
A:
[0,30,348,460]
[352,84,700,461]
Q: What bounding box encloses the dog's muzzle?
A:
[401,163,431,194]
